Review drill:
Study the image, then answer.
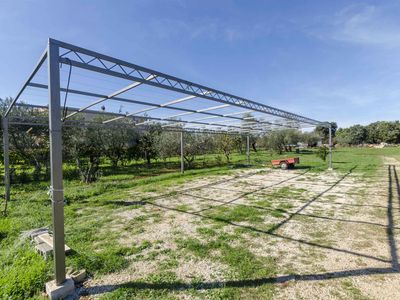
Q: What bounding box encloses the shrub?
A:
[315,146,329,161]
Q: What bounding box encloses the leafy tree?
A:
[154,131,180,163]
[283,129,301,151]
[315,122,337,143]
[262,130,286,154]
[216,134,239,163]
[181,132,204,168]
[366,121,400,144]
[101,125,138,167]
[138,124,161,165]
[366,122,381,144]
[63,125,104,183]
[336,125,367,145]
[302,132,320,147]
[262,129,304,153]
[315,146,329,161]
[0,98,50,178]
[10,124,49,177]
[348,125,367,145]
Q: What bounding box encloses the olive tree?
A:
[216,133,239,163]
[182,133,201,168]
[138,124,162,165]
[63,124,104,183]
[0,98,50,178]
[315,122,337,143]
[263,130,286,154]
[154,131,180,163]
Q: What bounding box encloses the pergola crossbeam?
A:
[64,74,157,119]
[28,83,274,129]
[102,91,210,124]
[8,115,266,135]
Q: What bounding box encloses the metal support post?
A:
[246,135,250,165]
[328,125,333,170]
[3,117,10,214]
[48,40,66,285]
[180,131,184,174]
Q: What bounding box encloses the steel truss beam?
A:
[48,39,326,126]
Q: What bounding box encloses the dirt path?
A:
[80,159,400,299]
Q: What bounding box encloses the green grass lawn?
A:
[0,147,398,298]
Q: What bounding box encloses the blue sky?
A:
[1,0,400,128]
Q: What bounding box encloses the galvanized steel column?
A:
[246,135,250,165]
[48,40,66,285]
[180,131,184,174]
[3,117,10,214]
[328,125,333,170]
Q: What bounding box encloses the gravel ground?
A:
[80,160,400,299]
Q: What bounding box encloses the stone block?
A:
[45,277,75,300]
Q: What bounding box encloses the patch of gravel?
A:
[274,157,400,299]
[80,259,160,296]
[175,257,229,282]
[81,161,400,299]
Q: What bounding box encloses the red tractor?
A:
[271,157,300,170]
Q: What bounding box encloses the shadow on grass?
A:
[83,267,397,296]
[84,164,400,296]
[292,165,313,170]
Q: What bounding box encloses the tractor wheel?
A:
[280,162,288,170]
[288,163,295,169]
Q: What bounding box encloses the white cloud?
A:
[312,3,400,48]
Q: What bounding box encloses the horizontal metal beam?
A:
[8,116,266,136]
[16,103,270,134]
[13,103,270,133]
[135,103,229,121]
[120,114,261,131]
[64,74,157,119]
[102,91,210,124]
[27,82,290,129]
[15,102,130,118]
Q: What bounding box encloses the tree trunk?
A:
[251,142,257,152]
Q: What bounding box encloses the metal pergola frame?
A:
[2,38,333,287]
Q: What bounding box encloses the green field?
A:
[0,147,398,299]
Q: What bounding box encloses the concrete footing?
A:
[45,277,75,300]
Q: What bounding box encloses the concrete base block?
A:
[70,269,86,283]
[45,277,75,300]
[35,242,53,259]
